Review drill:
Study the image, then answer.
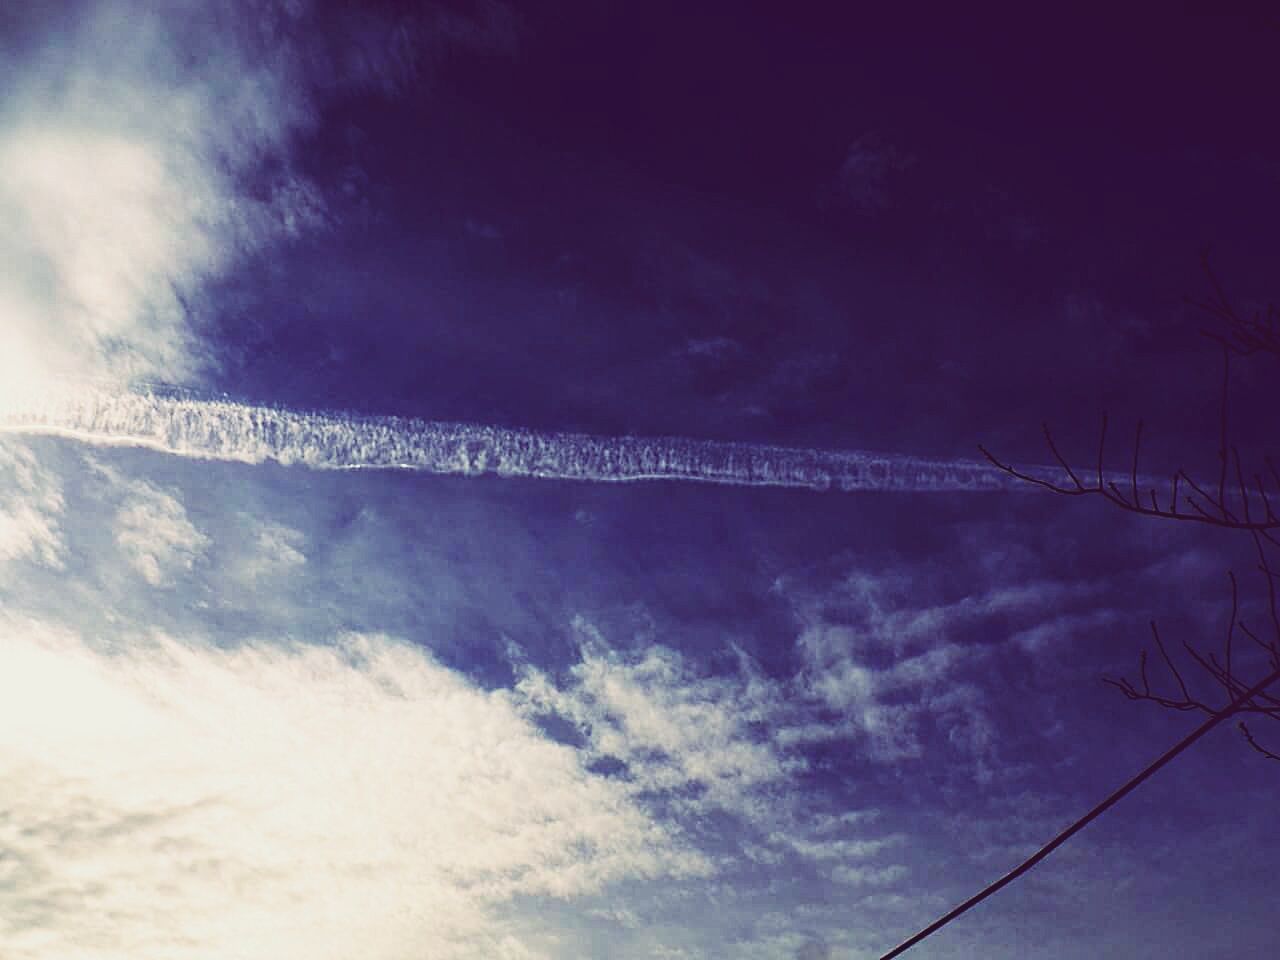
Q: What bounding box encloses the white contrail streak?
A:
[0,386,1041,492]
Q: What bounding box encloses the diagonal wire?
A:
[877,664,1280,960]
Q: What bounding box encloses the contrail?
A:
[0,386,1046,492]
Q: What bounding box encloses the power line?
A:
[877,664,1280,960]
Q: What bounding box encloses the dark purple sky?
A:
[208,6,1280,462]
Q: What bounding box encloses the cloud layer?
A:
[0,622,708,960]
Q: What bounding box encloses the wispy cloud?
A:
[0,621,708,959]
[0,0,518,406]
[775,565,1107,773]
[240,517,308,577]
[0,440,64,570]
[89,462,210,587]
[515,618,798,821]
[0,1,324,398]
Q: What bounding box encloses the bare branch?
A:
[1239,721,1280,761]
[1043,423,1083,490]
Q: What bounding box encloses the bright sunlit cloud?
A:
[0,620,709,960]
[0,0,320,402]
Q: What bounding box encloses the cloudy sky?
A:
[1,4,1278,958]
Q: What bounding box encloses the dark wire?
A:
[877,665,1280,960]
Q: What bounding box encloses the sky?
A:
[0,3,1278,958]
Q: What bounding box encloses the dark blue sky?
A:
[206,5,1280,463]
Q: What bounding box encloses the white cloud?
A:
[1009,609,1119,654]
[0,1,326,403]
[769,832,905,863]
[795,619,973,761]
[586,905,642,930]
[515,618,799,821]
[780,569,1076,765]
[831,863,909,887]
[0,619,709,960]
[96,470,210,587]
[0,439,64,570]
[812,809,882,833]
[756,815,911,899]
[0,1,524,410]
[0,387,1014,493]
[238,517,308,578]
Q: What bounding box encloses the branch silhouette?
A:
[981,259,1280,761]
[881,260,1280,959]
